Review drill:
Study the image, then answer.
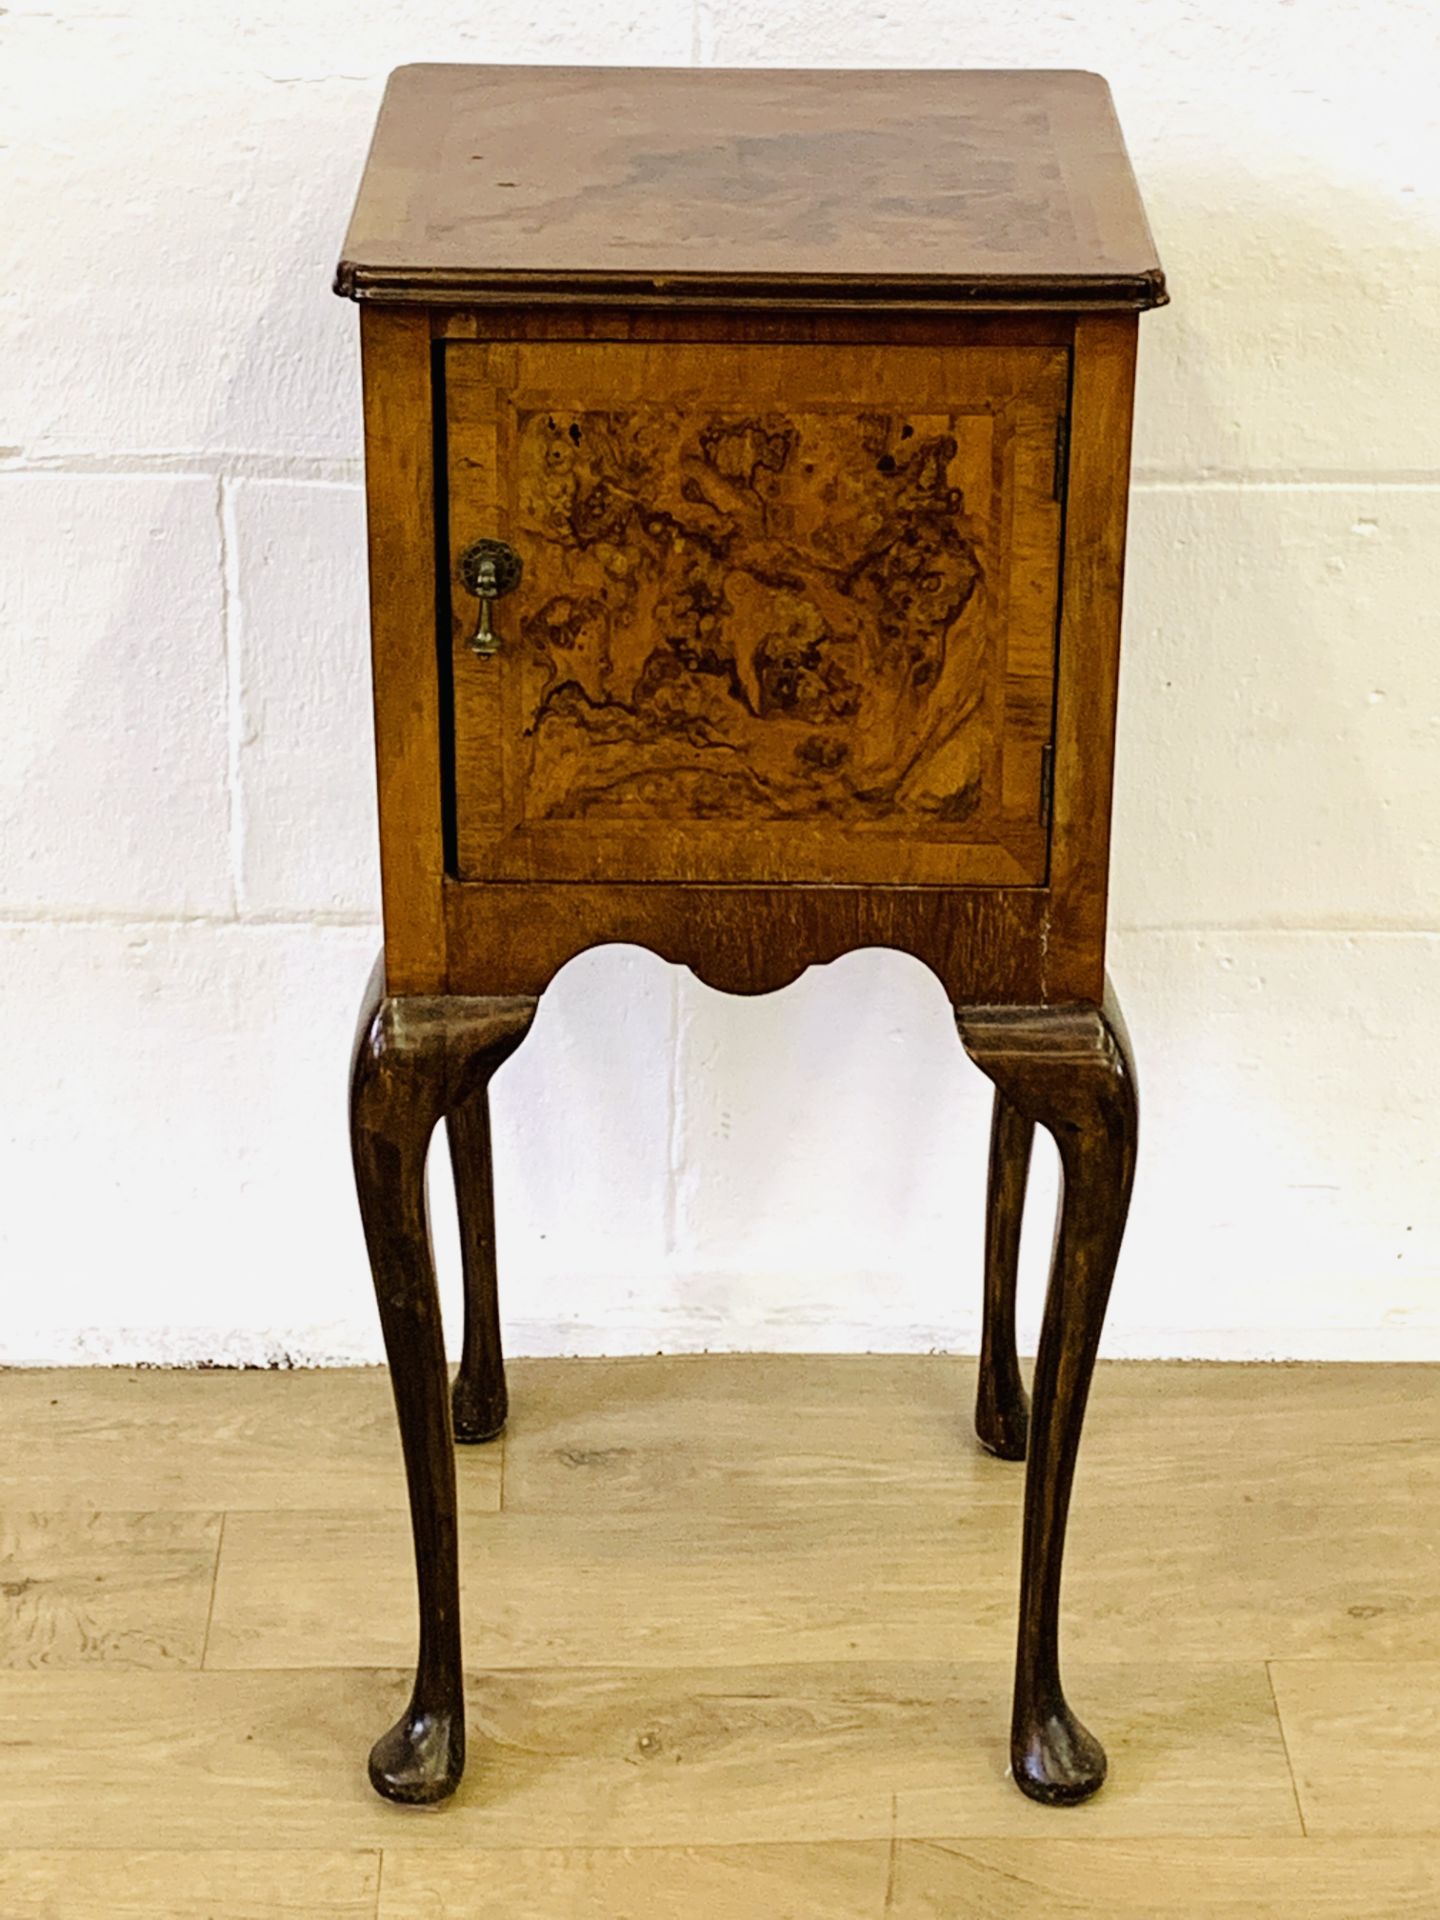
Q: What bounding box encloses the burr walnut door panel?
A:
[444,339,1067,887]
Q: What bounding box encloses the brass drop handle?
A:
[459,538,523,657]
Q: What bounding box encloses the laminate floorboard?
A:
[0,1356,1433,1916]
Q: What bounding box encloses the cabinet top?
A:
[335,64,1166,312]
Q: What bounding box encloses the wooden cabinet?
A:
[338,63,1165,1816]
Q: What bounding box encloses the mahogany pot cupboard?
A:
[335,63,1166,1810]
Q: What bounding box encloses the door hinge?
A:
[1039,743,1055,824]
[1052,412,1070,500]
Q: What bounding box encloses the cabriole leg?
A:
[959,981,1138,1807]
[976,1089,1035,1460]
[349,957,537,1805]
[448,1090,507,1444]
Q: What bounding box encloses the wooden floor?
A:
[1,1356,1438,1915]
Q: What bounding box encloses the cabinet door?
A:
[444,339,1066,887]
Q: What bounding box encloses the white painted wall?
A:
[3,2,1437,1365]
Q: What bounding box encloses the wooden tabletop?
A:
[336,65,1166,311]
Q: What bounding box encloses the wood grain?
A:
[1058,1360,1440,1505]
[24,1358,1432,1517]
[365,306,1139,1005]
[0,1660,1290,1849]
[378,1842,889,1919]
[1060,1494,1440,1662]
[6,1837,1438,1919]
[0,1512,219,1669]
[441,875,1059,1000]
[336,66,1166,310]
[889,1839,1440,1916]
[206,1481,1440,1674]
[205,1504,1020,1672]
[1044,312,1137,1002]
[4,1361,1439,1892]
[348,966,541,1804]
[0,1369,501,1513]
[354,257,1144,1007]
[1268,1661,1440,1835]
[502,1353,1024,1517]
[447,339,1064,887]
[976,1092,1034,1459]
[437,307,1077,347]
[0,1851,380,1919]
[361,305,449,994]
[893,1659,1299,1838]
[958,985,1137,1805]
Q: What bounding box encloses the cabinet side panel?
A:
[1046,311,1138,1002]
[360,305,448,991]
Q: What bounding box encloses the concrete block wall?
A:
[3,1,1436,1364]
